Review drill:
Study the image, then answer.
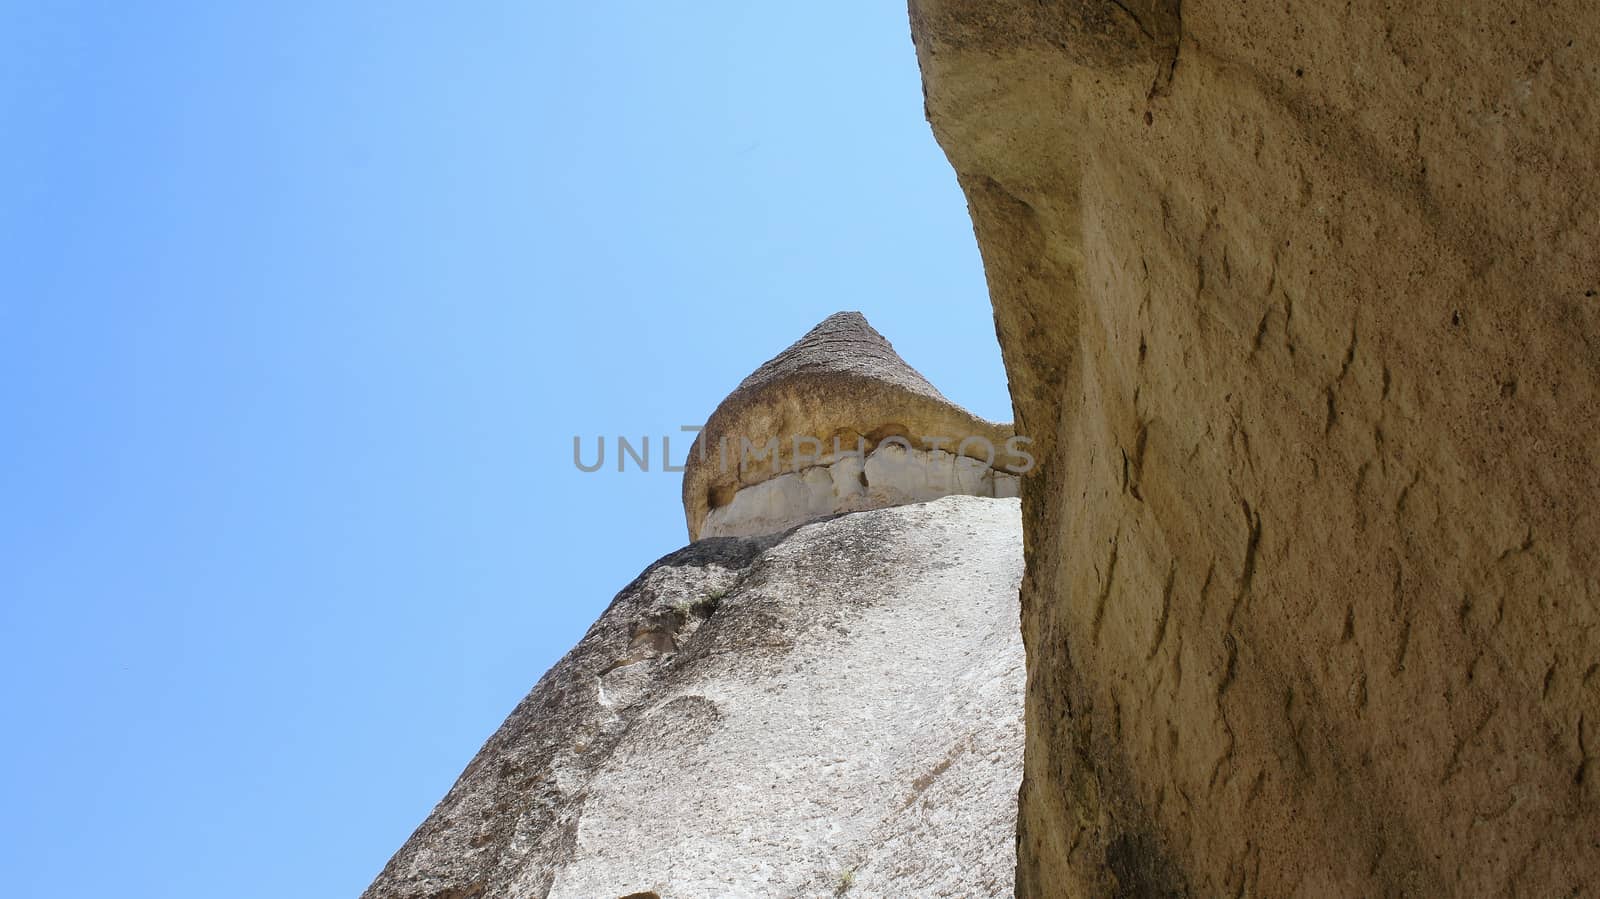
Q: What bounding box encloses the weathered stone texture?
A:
[683,312,1017,541]
[911,1,1600,895]
[364,496,1024,899]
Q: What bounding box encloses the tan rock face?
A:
[683,311,1020,541]
[911,1,1600,895]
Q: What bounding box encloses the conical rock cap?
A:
[683,312,1014,540]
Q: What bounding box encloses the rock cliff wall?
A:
[910,1,1600,895]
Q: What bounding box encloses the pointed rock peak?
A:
[729,311,947,402]
[682,311,1017,541]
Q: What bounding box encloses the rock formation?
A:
[684,311,1022,541]
[365,317,1028,898]
[910,1,1600,895]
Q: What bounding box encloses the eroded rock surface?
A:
[911,1,1600,895]
[364,496,1024,899]
[701,441,1019,539]
[684,312,1020,541]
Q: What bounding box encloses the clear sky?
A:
[0,3,1007,896]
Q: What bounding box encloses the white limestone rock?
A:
[701,443,1022,539]
[363,496,1025,899]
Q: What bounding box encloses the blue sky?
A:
[0,2,1006,896]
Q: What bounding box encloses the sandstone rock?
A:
[683,311,1020,541]
[363,496,1024,899]
[910,1,1600,895]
